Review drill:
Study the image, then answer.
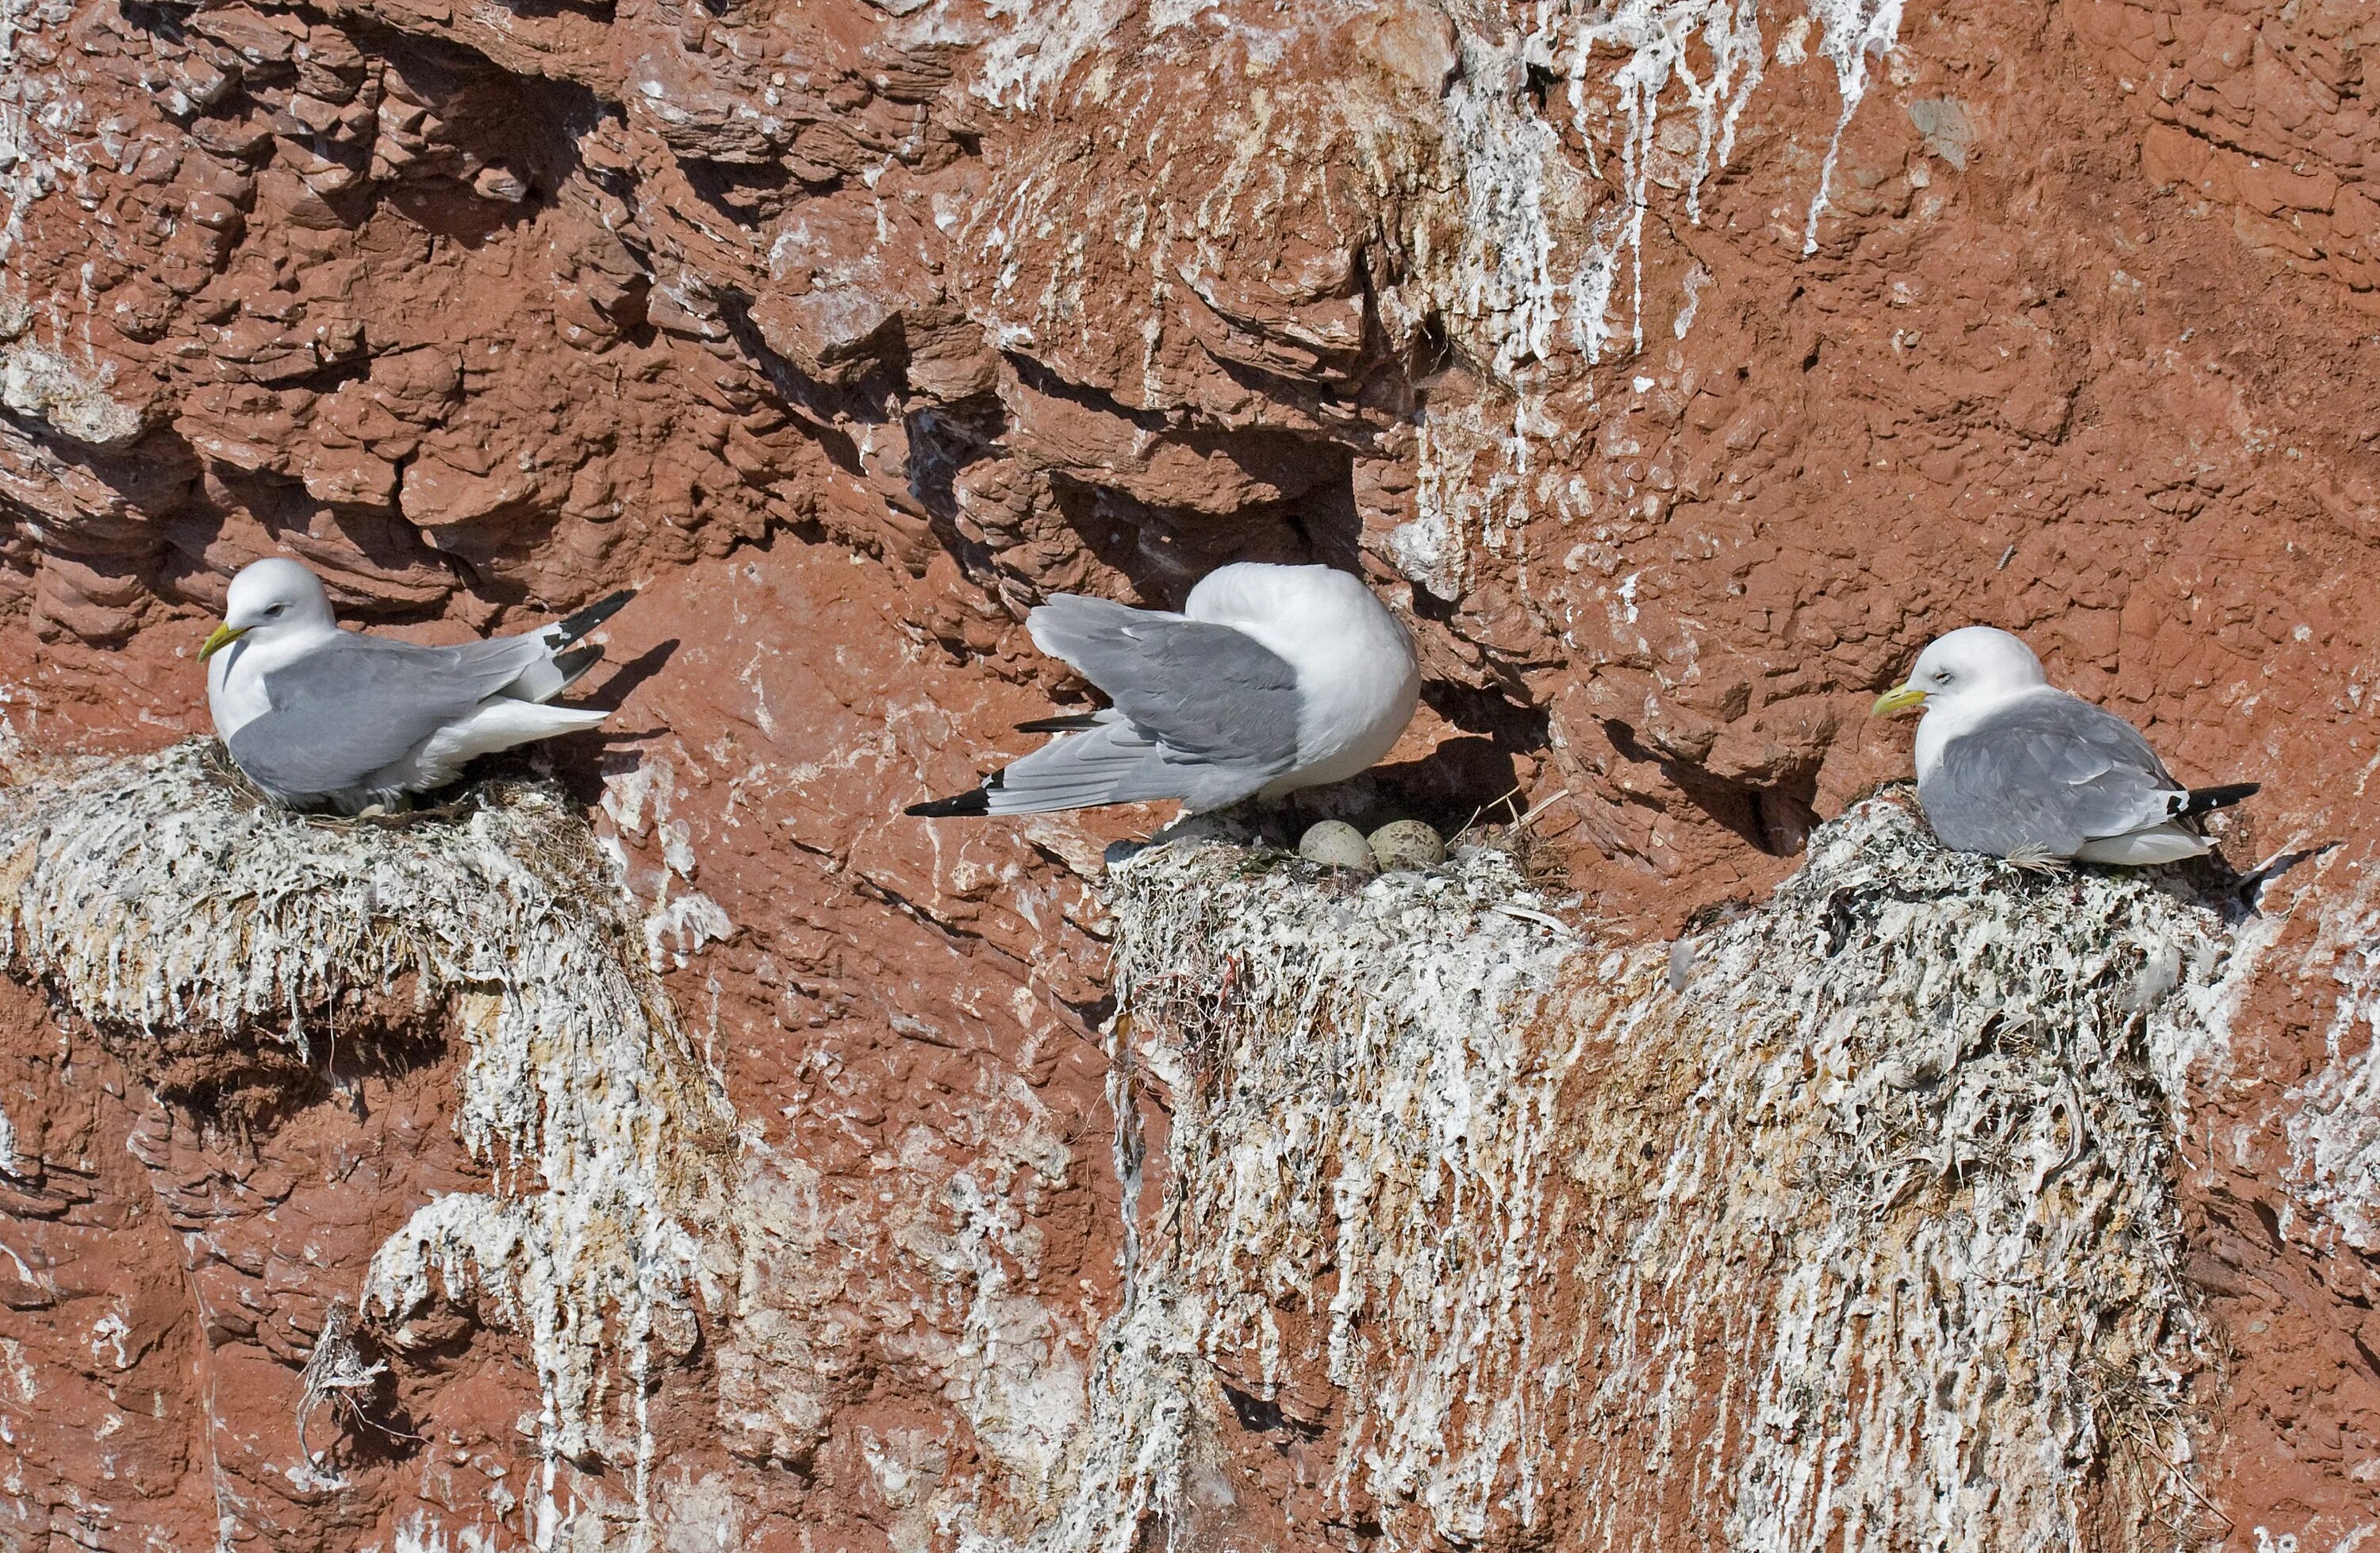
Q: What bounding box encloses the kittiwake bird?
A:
[1871,625,2259,866]
[908,562,1420,818]
[201,557,634,813]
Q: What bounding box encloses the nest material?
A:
[295,1301,406,1474]
[0,741,737,1510]
[1050,798,2234,1553]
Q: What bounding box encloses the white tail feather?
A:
[2070,824,2209,866]
[383,699,609,791]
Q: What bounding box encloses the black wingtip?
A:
[907,789,992,818]
[556,589,635,644]
[2183,782,2261,816]
[1015,714,1102,734]
[908,768,1005,817]
[552,642,606,690]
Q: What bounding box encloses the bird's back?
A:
[1186,564,1418,784]
[1919,690,2181,856]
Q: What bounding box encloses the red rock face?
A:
[2,0,2378,1545]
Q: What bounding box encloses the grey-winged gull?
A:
[201,557,633,813]
[1872,625,2258,866]
[908,562,1419,817]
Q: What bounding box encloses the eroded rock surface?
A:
[2,0,2379,1545]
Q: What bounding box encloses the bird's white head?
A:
[1872,625,2048,721]
[202,557,336,661]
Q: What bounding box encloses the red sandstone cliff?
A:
[2,0,2378,1546]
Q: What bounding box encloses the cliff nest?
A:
[0,746,2258,1550]
[1046,797,2236,1553]
[0,740,737,1499]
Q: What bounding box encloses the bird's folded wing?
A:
[229,635,541,794]
[1027,594,1301,771]
[445,632,558,682]
[447,630,576,702]
[1930,694,2182,854]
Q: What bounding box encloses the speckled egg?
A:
[1298,820,1377,874]
[1367,819,1446,872]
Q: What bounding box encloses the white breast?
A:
[1278,626,1420,786]
[208,645,268,738]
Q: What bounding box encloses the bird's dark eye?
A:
[267,603,286,617]
[1933,669,1952,683]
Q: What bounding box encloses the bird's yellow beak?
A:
[199,623,248,661]
[1871,683,1929,717]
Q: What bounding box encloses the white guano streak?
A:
[1023,799,2233,1552]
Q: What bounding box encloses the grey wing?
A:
[980,713,1282,815]
[228,635,532,797]
[446,629,575,702]
[1027,594,1301,772]
[1922,695,2183,856]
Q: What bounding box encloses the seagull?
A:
[908,562,1420,817]
[200,557,633,813]
[1871,625,2259,866]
